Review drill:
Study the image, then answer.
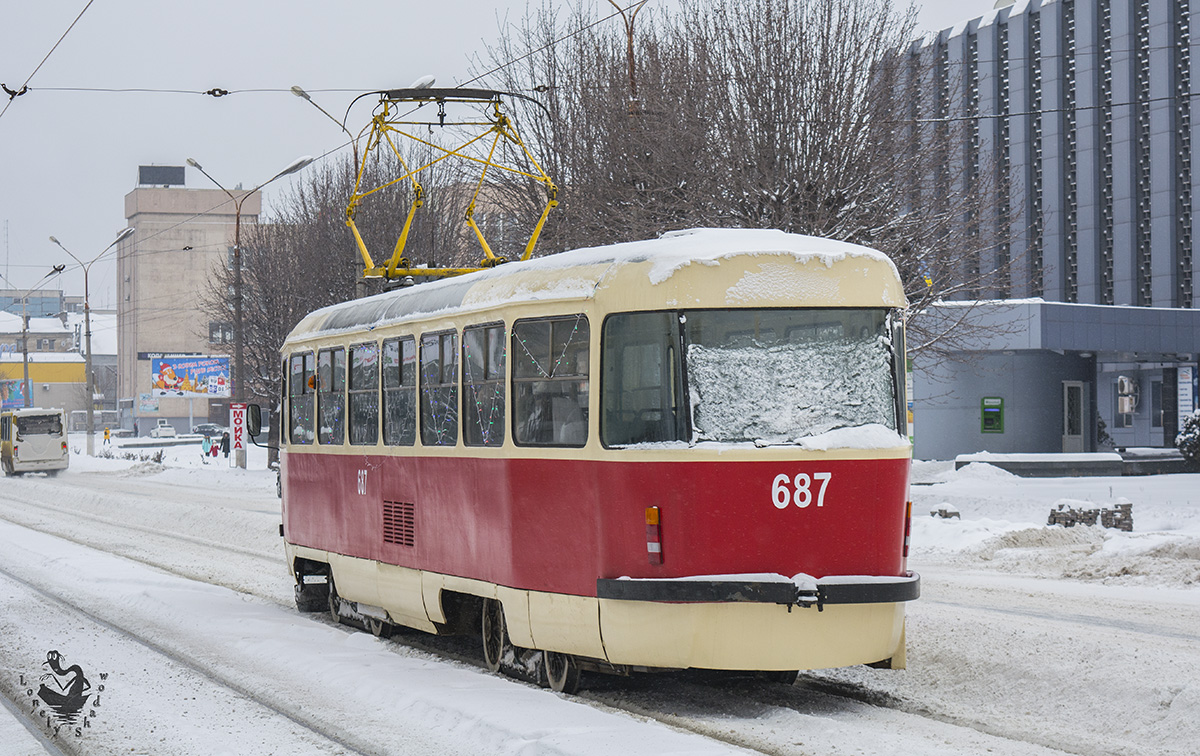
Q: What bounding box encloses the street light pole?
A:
[185,155,313,468]
[50,228,134,457]
[291,86,359,172]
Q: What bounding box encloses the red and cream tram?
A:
[270,228,918,691]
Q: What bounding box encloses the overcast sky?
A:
[0,0,986,310]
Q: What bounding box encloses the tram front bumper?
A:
[596,571,920,608]
[594,572,919,671]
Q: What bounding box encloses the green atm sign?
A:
[981,397,1004,433]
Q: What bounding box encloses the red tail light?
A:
[645,506,662,565]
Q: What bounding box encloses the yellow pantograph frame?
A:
[346,88,558,280]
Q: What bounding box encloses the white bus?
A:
[1,407,69,476]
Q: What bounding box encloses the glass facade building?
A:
[909,0,1200,457]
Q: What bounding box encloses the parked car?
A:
[192,422,227,437]
[149,419,177,438]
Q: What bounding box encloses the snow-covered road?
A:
[1,445,1198,755]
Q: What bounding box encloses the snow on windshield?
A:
[687,318,896,444]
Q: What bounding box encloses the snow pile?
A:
[120,460,168,477]
[645,228,896,285]
[793,424,908,451]
[910,463,1200,588]
[723,260,840,304]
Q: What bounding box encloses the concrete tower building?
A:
[117,166,259,434]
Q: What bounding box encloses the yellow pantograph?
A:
[346,87,558,280]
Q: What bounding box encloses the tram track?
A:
[0,486,290,607]
[0,562,367,756]
[0,684,74,756]
[0,491,274,562]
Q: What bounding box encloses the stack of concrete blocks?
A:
[1047,499,1133,532]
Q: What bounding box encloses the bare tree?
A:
[480,0,1024,358]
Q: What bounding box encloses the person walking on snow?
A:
[220,431,230,459]
[103,427,111,446]
[201,434,212,462]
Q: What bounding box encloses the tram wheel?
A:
[542,650,581,694]
[328,580,343,625]
[481,598,509,674]
[366,616,394,638]
[294,580,329,613]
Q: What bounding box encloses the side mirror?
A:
[247,404,262,437]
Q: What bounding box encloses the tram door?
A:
[1062,381,1086,452]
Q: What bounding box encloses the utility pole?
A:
[20,309,30,407]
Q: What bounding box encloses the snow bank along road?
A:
[0,455,1198,755]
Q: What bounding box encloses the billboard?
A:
[151,356,231,398]
[1,379,27,409]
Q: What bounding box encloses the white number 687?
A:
[772,472,832,509]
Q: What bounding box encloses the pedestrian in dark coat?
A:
[220,431,230,458]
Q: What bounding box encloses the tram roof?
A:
[287,228,905,343]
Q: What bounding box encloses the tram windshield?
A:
[602,309,902,446]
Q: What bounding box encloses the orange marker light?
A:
[645,506,662,565]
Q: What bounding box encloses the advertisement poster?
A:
[0,379,27,409]
[139,392,159,413]
[151,356,231,398]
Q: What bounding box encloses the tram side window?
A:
[289,352,315,445]
[463,323,506,446]
[512,315,590,447]
[382,337,417,446]
[348,342,379,445]
[601,312,686,446]
[317,347,346,445]
[420,331,458,446]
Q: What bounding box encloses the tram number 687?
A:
[772,472,832,509]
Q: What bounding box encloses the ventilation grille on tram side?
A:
[382,500,415,547]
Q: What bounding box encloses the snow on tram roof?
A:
[287,228,901,342]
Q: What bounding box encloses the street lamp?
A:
[291,86,358,170]
[185,155,314,468]
[50,227,135,457]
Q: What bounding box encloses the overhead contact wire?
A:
[0,0,96,124]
